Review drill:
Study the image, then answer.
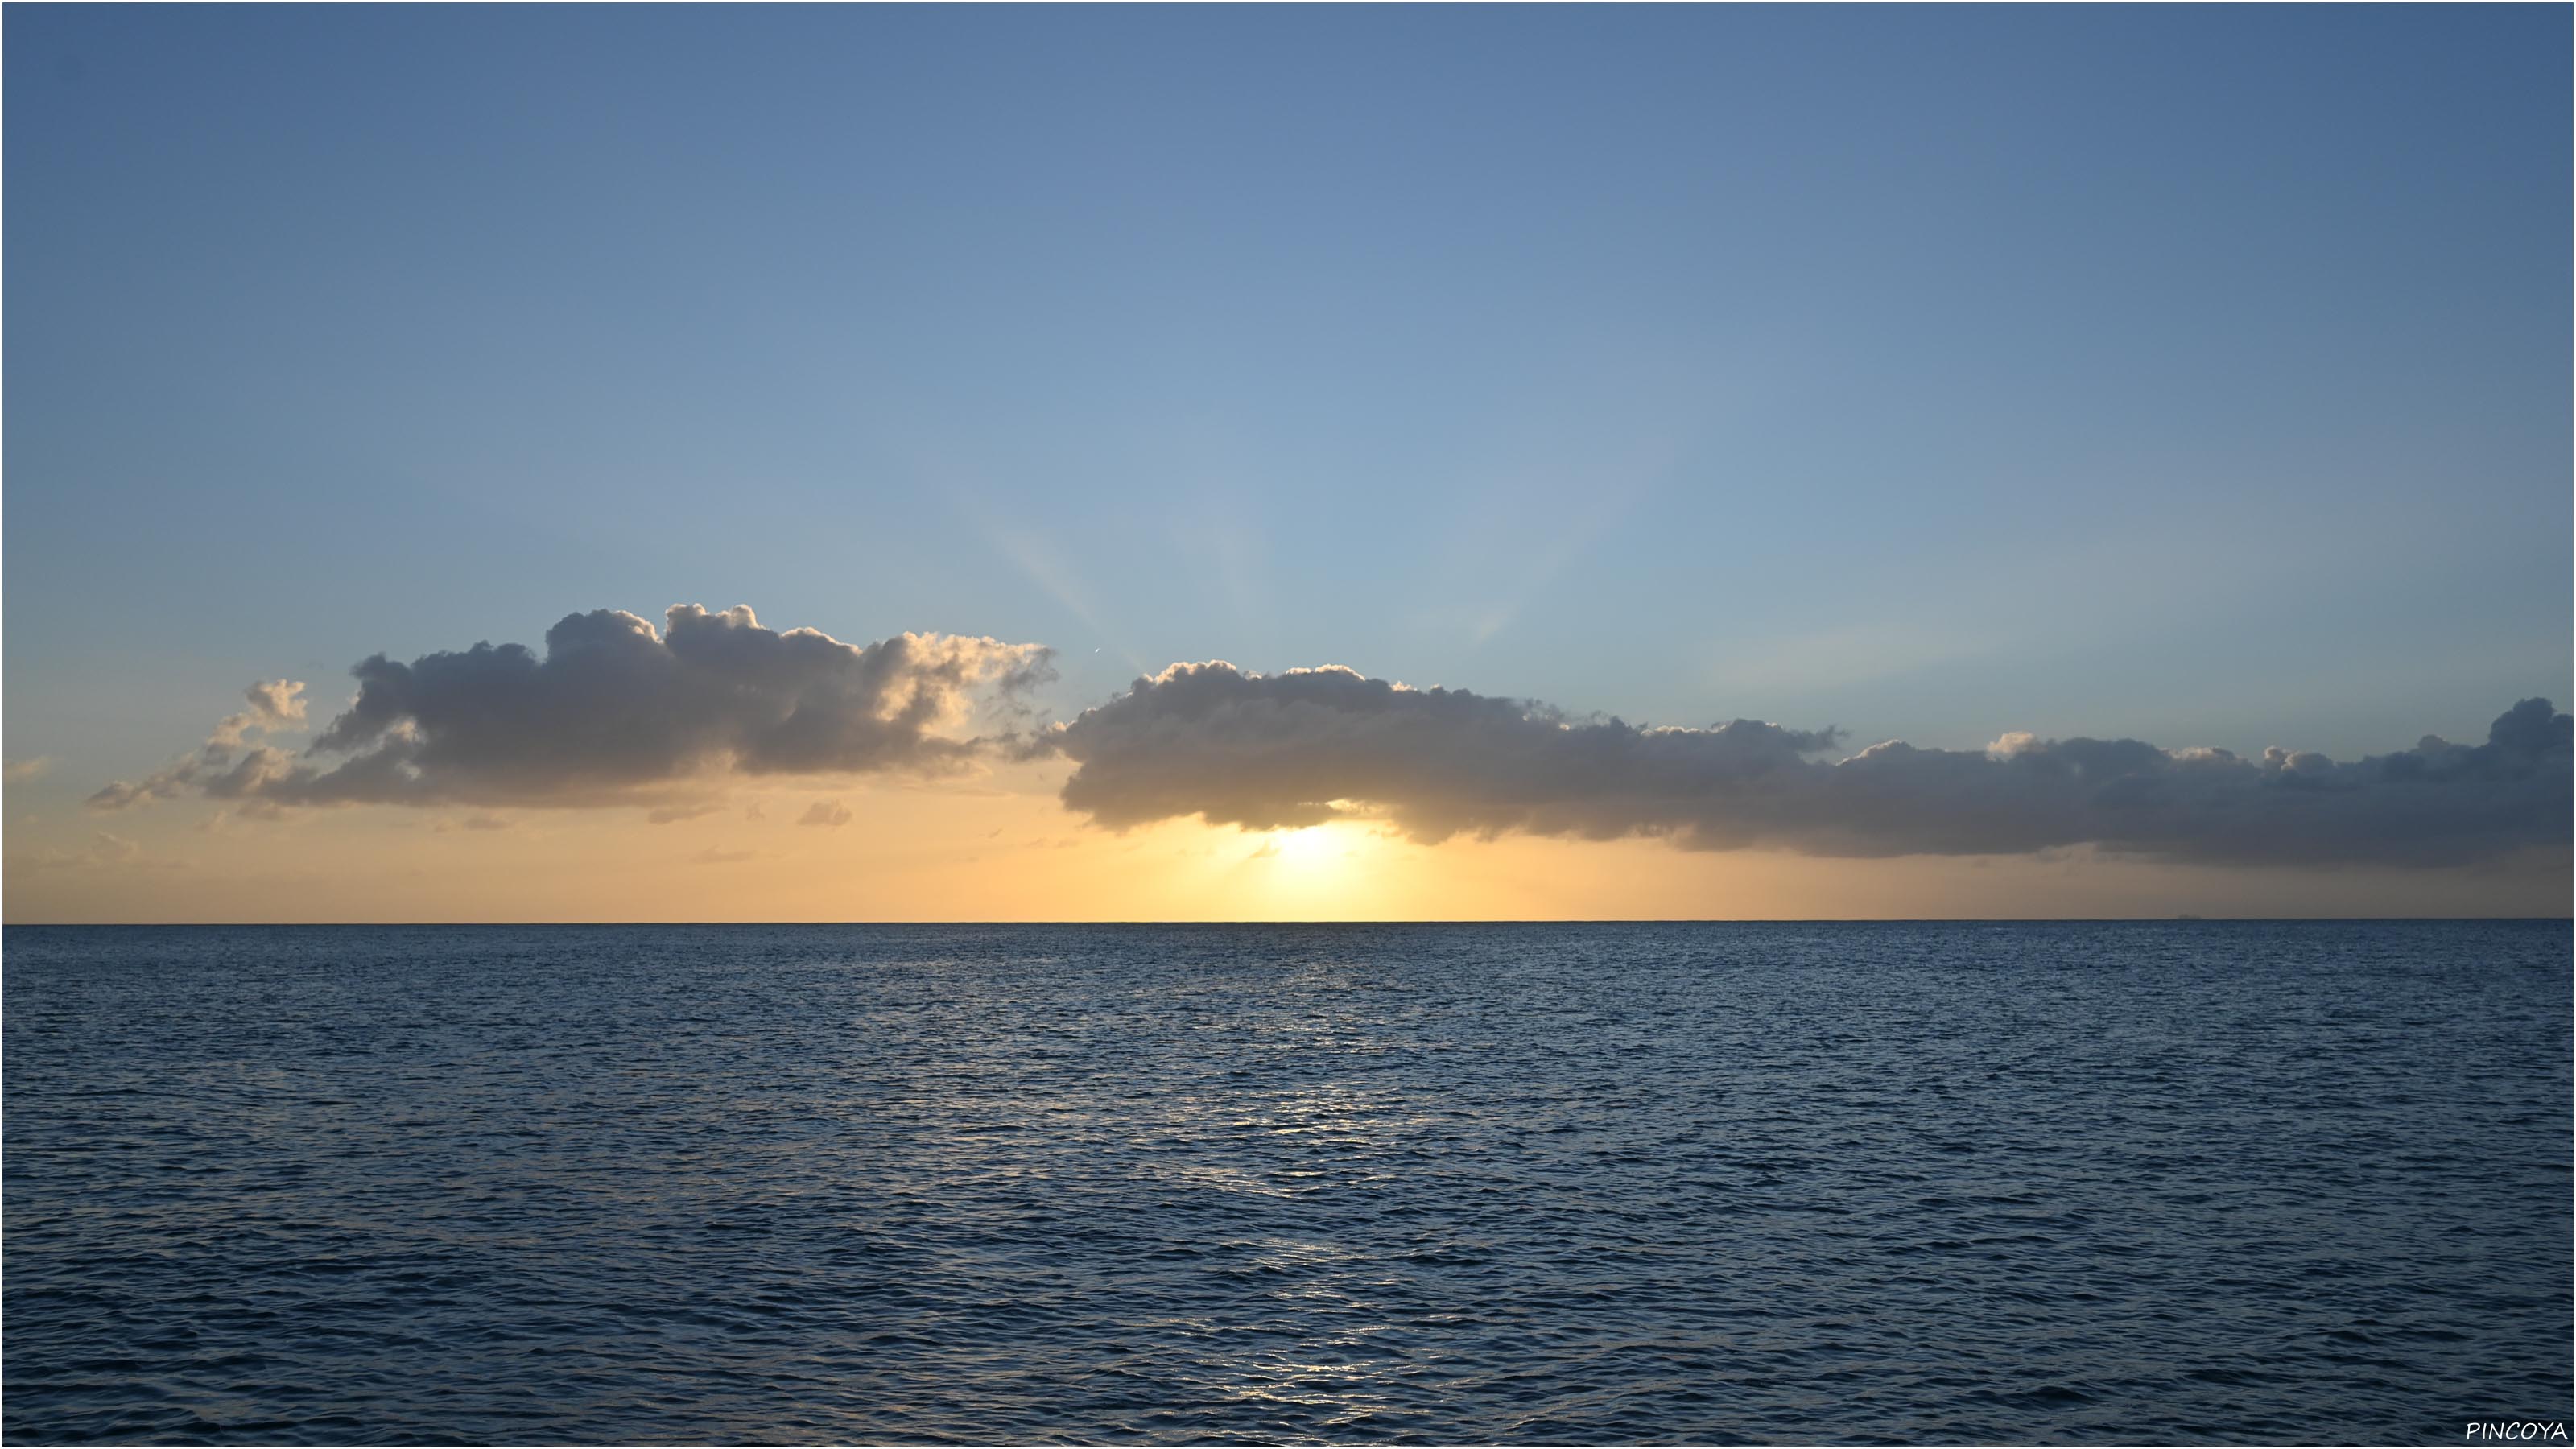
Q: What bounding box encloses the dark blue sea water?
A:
[4,921,2568,1444]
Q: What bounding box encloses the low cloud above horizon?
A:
[90,605,1052,812]
[1048,665,2571,869]
[85,605,2570,873]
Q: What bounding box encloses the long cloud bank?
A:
[1042,663,2570,868]
[89,610,2568,869]
[92,606,1051,811]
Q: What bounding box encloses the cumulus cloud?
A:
[93,606,1052,812]
[1040,663,2570,868]
[5,757,55,783]
[244,679,308,726]
[89,680,311,811]
[208,680,307,749]
[88,616,2571,873]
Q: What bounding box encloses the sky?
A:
[5,5,2567,923]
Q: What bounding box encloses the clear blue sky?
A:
[8,4,2567,791]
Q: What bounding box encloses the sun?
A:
[1266,825,1338,869]
[1235,822,1389,919]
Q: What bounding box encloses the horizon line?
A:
[6,916,2568,928]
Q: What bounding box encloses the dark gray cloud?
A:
[93,605,1052,811]
[1042,663,2570,867]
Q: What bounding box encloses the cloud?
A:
[5,757,55,784]
[200,799,291,832]
[89,680,311,810]
[93,606,1053,812]
[1040,663,2571,869]
[433,813,514,833]
[245,680,308,726]
[86,614,2571,873]
[646,803,724,825]
[13,831,176,873]
[799,799,853,828]
[209,680,308,749]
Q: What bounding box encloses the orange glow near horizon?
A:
[1241,824,1385,919]
[4,760,2568,924]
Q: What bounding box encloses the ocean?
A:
[4,921,2567,1443]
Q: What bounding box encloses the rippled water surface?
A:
[6,922,2569,1443]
